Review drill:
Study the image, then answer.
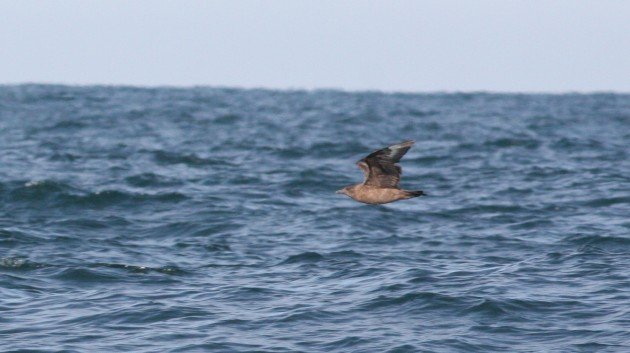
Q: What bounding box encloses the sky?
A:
[1,0,629,92]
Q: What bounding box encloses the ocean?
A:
[1,85,628,352]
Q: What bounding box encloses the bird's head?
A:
[335,186,353,196]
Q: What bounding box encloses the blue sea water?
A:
[0,85,629,353]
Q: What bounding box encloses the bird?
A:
[336,140,425,204]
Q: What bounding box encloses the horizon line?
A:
[2,81,629,96]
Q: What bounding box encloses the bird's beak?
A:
[335,189,343,194]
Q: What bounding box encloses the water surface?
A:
[1,85,629,352]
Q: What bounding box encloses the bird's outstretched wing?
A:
[357,140,414,188]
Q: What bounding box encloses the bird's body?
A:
[337,140,424,205]
[340,184,423,205]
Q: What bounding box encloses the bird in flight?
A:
[336,140,425,204]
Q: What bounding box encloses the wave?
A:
[4,180,188,208]
[0,257,47,271]
[53,267,121,282]
[125,173,183,187]
[362,291,461,310]
[508,219,554,230]
[445,203,529,215]
[279,250,365,265]
[460,298,513,318]
[213,113,242,124]
[483,137,541,149]
[275,308,338,323]
[49,119,88,130]
[0,258,189,278]
[579,196,630,208]
[0,229,44,246]
[92,263,189,276]
[280,251,324,264]
[69,190,188,207]
[151,150,225,167]
[458,296,593,327]
[563,234,630,252]
[272,141,369,160]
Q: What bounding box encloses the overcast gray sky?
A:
[1,0,628,92]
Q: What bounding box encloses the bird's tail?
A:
[404,190,425,198]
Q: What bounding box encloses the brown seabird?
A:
[336,140,425,204]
